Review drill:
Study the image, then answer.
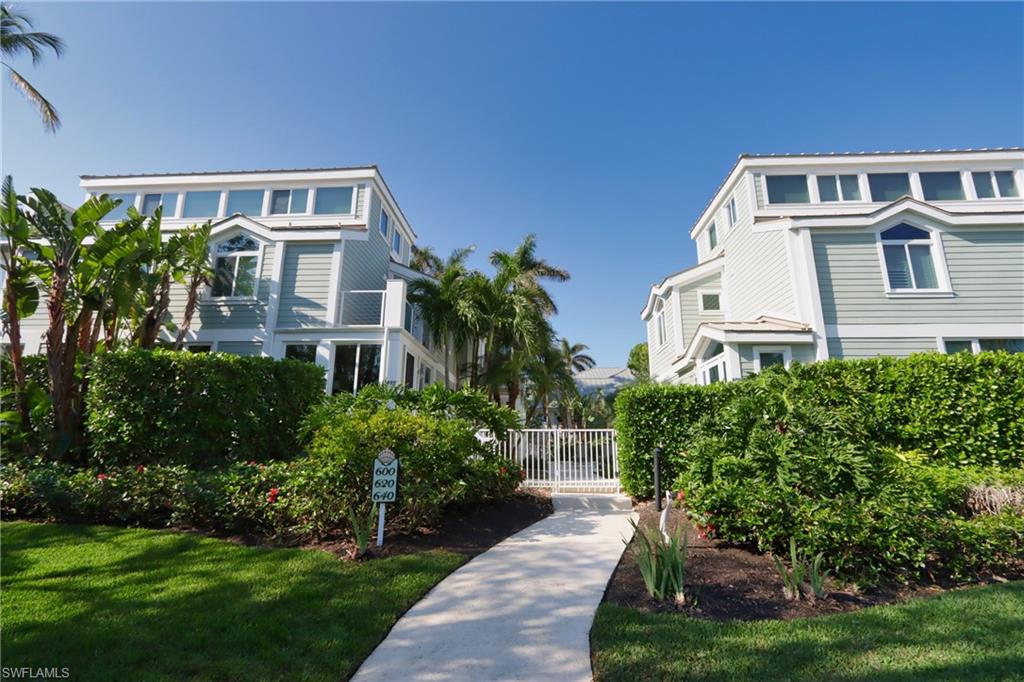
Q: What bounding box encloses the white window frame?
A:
[707,222,718,251]
[182,190,226,220]
[208,231,266,301]
[874,222,952,297]
[970,170,1021,200]
[697,352,727,385]
[763,174,812,206]
[814,174,862,203]
[391,229,403,258]
[269,188,310,215]
[312,185,358,216]
[379,209,390,238]
[727,195,738,227]
[752,345,792,373]
[329,342,385,395]
[941,337,1024,354]
[697,288,722,313]
[225,189,268,218]
[653,299,667,347]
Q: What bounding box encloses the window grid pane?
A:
[979,338,1024,353]
[290,189,308,212]
[972,172,995,199]
[920,172,965,201]
[907,244,938,289]
[183,191,221,218]
[817,176,839,202]
[357,344,382,391]
[944,340,973,355]
[314,187,354,214]
[701,293,721,311]
[226,190,264,217]
[766,175,810,204]
[708,223,718,250]
[995,171,1019,198]
[270,190,290,215]
[759,352,785,369]
[883,244,912,288]
[233,255,258,296]
[332,345,358,395]
[142,194,162,216]
[108,193,137,220]
[839,175,861,201]
[212,257,235,296]
[392,230,402,253]
[285,344,317,363]
[868,173,911,202]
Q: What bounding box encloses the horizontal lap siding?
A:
[722,175,797,321]
[340,192,390,292]
[647,302,678,380]
[217,341,263,356]
[278,243,334,328]
[827,337,936,359]
[677,273,723,351]
[813,228,1024,325]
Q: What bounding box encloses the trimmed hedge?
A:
[615,351,1024,582]
[616,352,1024,499]
[85,349,325,467]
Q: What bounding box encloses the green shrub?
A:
[85,348,325,468]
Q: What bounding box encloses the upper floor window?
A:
[766,175,810,204]
[226,190,265,217]
[707,222,718,250]
[972,171,1019,199]
[141,192,178,217]
[653,299,666,346]
[270,188,309,215]
[816,174,861,202]
[699,291,721,312]
[919,172,964,201]
[879,223,940,291]
[211,234,260,298]
[379,210,390,238]
[868,173,911,202]
[727,196,738,226]
[108,193,137,220]
[314,186,354,215]
[392,229,403,255]
[183,191,221,218]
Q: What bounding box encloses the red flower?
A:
[136,465,146,473]
[247,460,258,467]
[267,487,279,504]
[97,473,108,481]
[676,490,686,502]
[259,464,266,471]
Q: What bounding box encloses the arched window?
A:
[211,234,261,298]
[879,223,941,291]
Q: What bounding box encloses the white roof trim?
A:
[785,197,1024,229]
[641,255,724,320]
[673,318,813,367]
[209,214,349,242]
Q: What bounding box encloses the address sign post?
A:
[372,449,399,547]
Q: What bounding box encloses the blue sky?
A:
[3,2,1022,365]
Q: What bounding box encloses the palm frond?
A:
[5,63,59,131]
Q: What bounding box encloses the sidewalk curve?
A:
[352,494,636,682]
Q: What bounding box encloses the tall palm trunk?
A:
[3,278,30,439]
[174,278,202,350]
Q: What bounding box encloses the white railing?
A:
[339,290,385,326]
[490,428,619,493]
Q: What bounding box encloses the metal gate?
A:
[490,428,620,493]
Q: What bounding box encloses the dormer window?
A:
[972,171,1019,199]
[211,234,261,298]
[879,223,943,292]
[708,222,718,250]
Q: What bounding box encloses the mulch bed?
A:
[602,501,1015,621]
[311,489,553,561]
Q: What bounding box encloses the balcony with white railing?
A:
[338,290,386,326]
[335,280,433,352]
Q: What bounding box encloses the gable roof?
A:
[640,254,724,320]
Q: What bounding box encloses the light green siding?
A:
[340,192,391,293]
[812,227,1024,326]
[647,300,678,380]
[218,341,263,356]
[278,243,335,328]
[676,273,723,352]
[826,337,937,359]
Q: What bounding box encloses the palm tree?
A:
[489,234,569,315]
[173,222,214,350]
[560,338,596,375]
[1,3,65,132]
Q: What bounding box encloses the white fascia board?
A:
[788,202,1024,229]
[641,256,725,320]
[368,176,419,242]
[720,331,814,344]
[80,168,377,189]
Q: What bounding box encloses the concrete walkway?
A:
[352,494,636,682]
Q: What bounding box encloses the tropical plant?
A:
[809,551,830,599]
[560,338,596,375]
[629,518,688,605]
[773,537,808,601]
[1,2,65,132]
[524,339,572,426]
[348,504,378,558]
[172,221,213,349]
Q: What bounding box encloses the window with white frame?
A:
[698,341,726,385]
[379,209,390,238]
[765,175,810,204]
[878,223,943,291]
[919,172,965,201]
[943,338,1024,355]
[653,299,667,346]
[698,290,721,312]
[141,192,179,217]
[816,174,861,202]
[727,196,738,227]
[314,186,354,215]
[971,171,1020,199]
[707,222,718,250]
[331,343,382,395]
[392,228,403,255]
[211,234,260,298]
[867,173,911,202]
[226,189,265,217]
[183,191,221,218]
[108,193,137,220]
[752,346,792,373]
[270,188,309,215]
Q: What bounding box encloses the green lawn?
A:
[1,522,464,681]
[592,583,1024,681]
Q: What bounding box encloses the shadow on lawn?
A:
[2,522,462,681]
[593,583,1024,681]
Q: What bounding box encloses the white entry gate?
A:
[491,428,620,493]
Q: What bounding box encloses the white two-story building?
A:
[642,148,1024,384]
[15,166,448,394]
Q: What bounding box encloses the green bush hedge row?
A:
[617,352,1024,498]
[2,409,522,540]
[615,352,1024,582]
